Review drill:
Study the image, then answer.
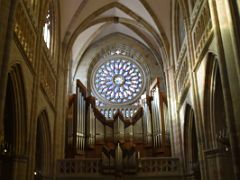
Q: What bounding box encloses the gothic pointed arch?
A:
[34,110,52,179]
[183,104,201,179]
[203,53,235,179]
[203,53,219,149]
[1,64,27,179]
[3,64,27,155]
[173,0,186,56]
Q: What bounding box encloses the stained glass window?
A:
[43,8,52,49]
[93,58,144,104]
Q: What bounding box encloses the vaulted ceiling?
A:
[59,0,171,89]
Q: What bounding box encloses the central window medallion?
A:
[113,75,125,85]
[93,57,145,105]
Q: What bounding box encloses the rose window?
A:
[93,58,144,104]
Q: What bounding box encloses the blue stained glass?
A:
[99,77,106,81]
[106,66,112,72]
[94,58,143,104]
[106,81,112,86]
[119,62,123,69]
[109,72,114,77]
[125,76,131,80]
[126,90,132,95]
[110,64,114,70]
[115,63,119,69]
[125,66,131,71]
[120,87,124,92]
[131,77,138,81]
[129,87,135,92]
[110,92,114,98]
[103,69,108,74]
[122,64,127,70]
[114,86,119,93]
[124,84,129,89]
[102,88,108,93]
[123,71,128,76]
[119,69,123,75]
[119,93,123,98]
[109,84,115,90]
[129,69,134,74]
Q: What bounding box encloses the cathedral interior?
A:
[0,0,240,179]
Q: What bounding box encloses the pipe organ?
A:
[150,78,167,153]
[74,81,87,154]
[66,78,171,161]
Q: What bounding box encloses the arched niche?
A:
[183,104,201,179]
[203,54,231,149]
[34,110,52,180]
[1,64,27,179]
[203,54,234,179]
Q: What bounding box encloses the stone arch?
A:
[63,2,169,68]
[203,53,235,180]
[183,104,201,179]
[1,64,28,179]
[34,110,52,179]
[203,53,219,149]
[85,34,153,93]
[172,0,187,55]
[40,0,60,61]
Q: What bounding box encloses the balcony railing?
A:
[56,158,101,178]
[56,157,181,178]
[138,157,180,176]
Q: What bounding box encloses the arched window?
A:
[177,3,185,49]
[43,4,52,49]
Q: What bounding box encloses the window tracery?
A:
[93,58,144,105]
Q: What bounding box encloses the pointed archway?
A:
[203,54,234,179]
[34,110,52,180]
[184,104,201,180]
[1,64,27,180]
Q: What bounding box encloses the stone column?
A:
[208,0,240,178]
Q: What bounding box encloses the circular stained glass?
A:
[93,58,144,104]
